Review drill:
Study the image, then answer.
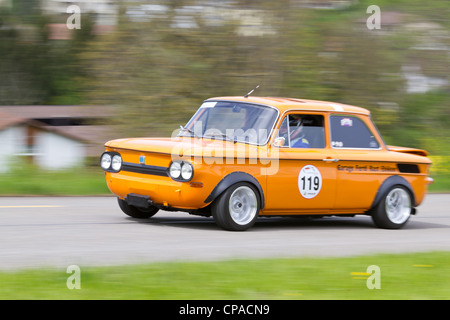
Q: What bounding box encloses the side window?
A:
[330,115,379,149]
[276,116,290,147]
[289,114,325,148]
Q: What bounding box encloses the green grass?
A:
[429,174,450,193]
[428,156,450,193]
[1,252,449,300]
[0,165,109,196]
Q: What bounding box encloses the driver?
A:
[290,115,310,148]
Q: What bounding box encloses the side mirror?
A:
[273,137,285,147]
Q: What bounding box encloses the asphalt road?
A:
[0,194,449,270]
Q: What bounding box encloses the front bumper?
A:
[105,171,211,210]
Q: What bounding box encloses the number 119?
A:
[301,176,320,191]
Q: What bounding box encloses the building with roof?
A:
[0,105,114,172]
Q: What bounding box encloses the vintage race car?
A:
[100,96,433,231]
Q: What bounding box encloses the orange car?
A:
[100,96,433,231]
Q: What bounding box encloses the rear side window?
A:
[330,115,379,149]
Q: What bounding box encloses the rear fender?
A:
[371,175,416,209]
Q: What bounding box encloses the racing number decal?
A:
[298,165,322,199]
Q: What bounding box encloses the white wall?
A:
[34,131,85,170]
[0,125,85,171]
[0,126,27,172]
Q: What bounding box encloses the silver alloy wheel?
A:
[385,187,411,224]
[228,186,258,225]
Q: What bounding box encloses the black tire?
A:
[117,198,159,219]
[371,185,412,229]
[211,182,260,231]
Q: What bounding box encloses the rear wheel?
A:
[371,186,412,229]
[117,198,159,219]
[212,182,260,231]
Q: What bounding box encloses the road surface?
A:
[0,194,449,270]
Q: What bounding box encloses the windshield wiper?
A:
[179,125,199,138]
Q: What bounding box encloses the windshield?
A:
[180,101,279,145]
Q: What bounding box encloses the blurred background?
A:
[0,0,449,194]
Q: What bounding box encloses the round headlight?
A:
[101,153,112,170]
[111,155,122,171]
[169,161,181,179]
[181,162,193,180]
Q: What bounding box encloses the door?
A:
[265,112,337,214]
[329,114,387,210]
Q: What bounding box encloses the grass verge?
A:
[429,174,450,193]
[0,165,109,196]
[0,252,449,300]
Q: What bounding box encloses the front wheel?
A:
[212,182,260,231]
[371,186,412,229]
[117,198,159,219]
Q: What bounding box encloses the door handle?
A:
[322,158,339,162]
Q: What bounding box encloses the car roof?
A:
[205,96,371,115]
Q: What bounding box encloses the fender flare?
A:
[370,175,416,209]
[204,172,265,209]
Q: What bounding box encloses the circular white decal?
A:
[298,165,322,199]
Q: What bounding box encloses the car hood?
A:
[105,137,266,158]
